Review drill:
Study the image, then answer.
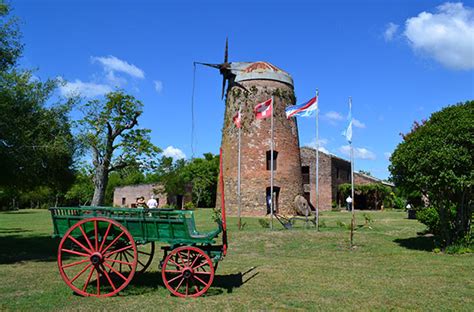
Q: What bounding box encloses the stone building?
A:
[300,147,394,211]
[113,183,192,209]
[216,61,303,216]
[300,147,351,211]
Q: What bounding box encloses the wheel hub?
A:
[182,267,193,279]
[90,252,103,265]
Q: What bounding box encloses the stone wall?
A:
[113,183,192,209]
[216,80,303,216]
[300,147,351,211]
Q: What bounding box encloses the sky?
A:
[12,0,474,179]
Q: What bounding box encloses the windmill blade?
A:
[224,37,228,63]
[194,61,221,69]
[221,77,226,99]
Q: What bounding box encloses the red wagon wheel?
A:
[57,217,137,297]
[107,242,155,275]
[161,246,214,297]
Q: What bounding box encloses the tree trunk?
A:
[91,166,109,206]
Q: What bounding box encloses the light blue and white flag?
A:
[342,98,353,143]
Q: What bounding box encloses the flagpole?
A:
[237,102,242,230]
[349,96,355,247]
[270,96,274,230]
[315,89,320,231]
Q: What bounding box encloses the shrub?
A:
[416,207,440,234]
[183,201,195,210]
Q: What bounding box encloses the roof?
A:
[229,61,294,86]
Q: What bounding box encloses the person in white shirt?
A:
[346,196,353,211]
[147,196,158,209]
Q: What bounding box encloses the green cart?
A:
[49,206,228,298]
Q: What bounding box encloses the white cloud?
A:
[353,118,366,128]
[305,138,329,153]
[58,78,112,98]
[404,2,474,70]
[153,80,163,93]
[324,111,344,121]
[339,145,376,160]
[384,152,392,160]
[384,22,399,41]
[91,55,145,79]
[162,146,186,161]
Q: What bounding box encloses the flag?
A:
[253,98,273,120]
[341,99,353,143]
[233,111,241,128]
[285,95,318,119]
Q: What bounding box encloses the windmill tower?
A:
[199,41,303,216]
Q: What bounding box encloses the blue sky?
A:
[13,0,474,179]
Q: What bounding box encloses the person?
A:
[147,196,158,209]
[266,194,272,215]
[346,196,353,211]
[136,196,147,208]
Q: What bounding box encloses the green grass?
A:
[0,209,472,311]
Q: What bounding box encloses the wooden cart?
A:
[50,206,227,298]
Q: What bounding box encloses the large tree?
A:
[0,3,76,208]
[389,101,473,247]
[79,91,160,206]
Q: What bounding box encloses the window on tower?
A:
[301,166,310,184]
[266,150,278,170]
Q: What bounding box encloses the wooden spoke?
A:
[104,244,132,258]
[98,222,112,252]
[103,262,128,281]
[82,266,95,292]
[101,231,125,255]
[67,235,93,255]
[62,258,89,269]
[78,224,95,252]
[101,264,117,291]
[61,248,89,258]
[70,263,92,283]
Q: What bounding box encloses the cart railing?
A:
[50,206,222,245]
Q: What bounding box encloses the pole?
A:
[270,96,274,230]
[349,97,355,248]
[237,102,242,230]
[315,89,320,231]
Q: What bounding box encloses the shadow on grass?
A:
[394,235,435,252]
[128,267,259,296]
[0,234,59,264]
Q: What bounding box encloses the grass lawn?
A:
[0,208,472,311]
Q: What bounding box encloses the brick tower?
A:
[216,61,303,216]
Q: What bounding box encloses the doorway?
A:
[266,186,280,214]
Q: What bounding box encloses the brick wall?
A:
[113,183,191,209]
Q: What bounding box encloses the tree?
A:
[183,153,219,207]
[0,3,76,208]
[389,101,473,247]
[78,91,160,206]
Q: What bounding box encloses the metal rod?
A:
[237,102,242,230]
[270,96,274,230]
[349,96,355,247]
[315,89,320,231]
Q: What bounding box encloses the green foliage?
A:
[64,168,94,206]
[183,201,196,210]
[0,4,76,209]
[338,183,392,209]
[416,207,440,234]
[148,153,219,208]
[389,101,473,247]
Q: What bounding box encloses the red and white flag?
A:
[233,111,241,128]
[253,98,273,120]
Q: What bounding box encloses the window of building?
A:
[121,197,126,206]
[266,150,278,170]
[336,167,340,179]
[301,166,310,184]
